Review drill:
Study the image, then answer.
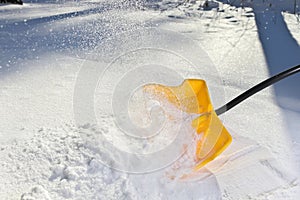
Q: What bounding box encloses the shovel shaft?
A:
[215,64,300,115]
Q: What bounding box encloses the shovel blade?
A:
[143,79,232,170]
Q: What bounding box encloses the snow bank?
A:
[0,125,135,199]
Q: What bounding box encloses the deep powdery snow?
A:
[0,0,300,199]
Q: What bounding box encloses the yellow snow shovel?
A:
[143,79,232,170]
[143,64,300,170]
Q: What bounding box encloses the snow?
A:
[0,125,134,199]
[0,0,300,199]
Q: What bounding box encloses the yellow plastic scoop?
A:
[143,79,232,170]
[143,64,300,171]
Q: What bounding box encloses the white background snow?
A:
[0,0,300,199]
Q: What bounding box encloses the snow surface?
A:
[1,0,300,199]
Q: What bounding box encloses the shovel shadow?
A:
[253,5,300,167]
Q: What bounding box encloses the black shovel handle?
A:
[215,64,300,116]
